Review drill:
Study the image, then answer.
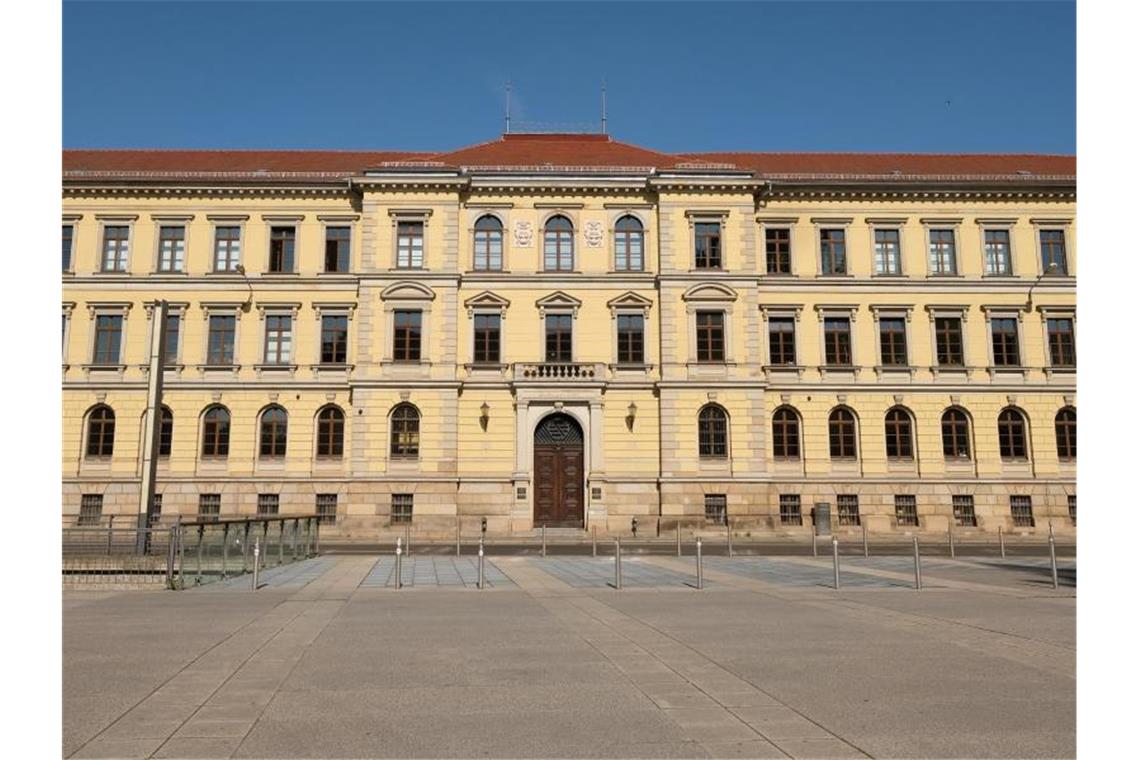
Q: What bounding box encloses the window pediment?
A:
[465,290,511,318]
[606,291,654,312]
[536,291,582,318]
[682,283,738,303]
[380,281,436,302]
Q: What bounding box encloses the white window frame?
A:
[867,219,906,277]
[924,304,971,375]
[390,210,431,270]
[977,219,1017,277]
[261,214,304,275]
[869,305,915,377]
[198,301,245,373]
[685,210,730,272]
[921,218,963,277]
[811,217,853,277]
[96,215,137,274]
[150,214,193,274]
[63,214,82,274]
[85,301,132,372]
[609,210,647,273]
[981,305,1029,378]
[759,305,804,377]
[757,217,799,276]
[814,304,860,377]
[312,302,356,369]
[1037,305,1076,375]
[207,215,248,273]
[468,209,508,273]
[1030,218,1073,277]
[256,303,301,370]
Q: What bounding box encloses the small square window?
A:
[391,494,414,525]
[779,494,802,526]
[316,494,338,525]
[704,494,727,526]
[894,495,918,527]
[1010,495,1035,527]
[198,493,221,523]
[78,494,103,526]
[257,494,280,516]
[1068,494,1076,526]
[836,495,860,526]
[952,495,977,527]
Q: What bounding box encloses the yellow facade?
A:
[61,136,1076,537]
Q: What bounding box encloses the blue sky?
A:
[63,1,1075,154]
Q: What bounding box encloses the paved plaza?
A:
[64,552,1075,758]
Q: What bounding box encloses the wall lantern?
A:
[479,401,491,431]
[625,401,638,431]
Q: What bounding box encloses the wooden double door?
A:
[533,413,584,528]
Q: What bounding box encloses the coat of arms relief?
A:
[513,220,533,248]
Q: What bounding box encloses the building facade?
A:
[61,133,1076,537]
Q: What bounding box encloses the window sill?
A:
[1044,365,1076,378]
[815,274,854,279]
[609,362,655,373]
[872,273,908,278]
[873,364,917,379]
[533,270,582,275]
[760,272,795,278]
[206,271,244,277]
[819,365,861,379]
[317,271,354,277]
[254,364,298,378]
[263,271,300,277]
[987,365,1030,379]
[688,268,727,274]
[463,269,507,275]
[925,273,964,279]
[81,364,126,379]
[197,364,241,374]
[153,270,188,276]
[92,270,131,276]
[388,267,429,273]
[311,363,354,377]
[982,273,1017,278]
[762,364,805,380]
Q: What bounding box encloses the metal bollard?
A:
[107,514,115,555]
[541,524,547,557]
[948,523,956,559]
[279,521,285,566]
[912,537,923,590]
[1049,531,1059,590]
[726,518,733,557]
[862,522,869,558]
[404,524,411,558]
[998,525,1006,558]
[477,539,485,590]
[676,523,682,557]
[591,525,597,557]
[222,523,230,579]
[696,536,704,590]
[394,537,403,590]
[456,518,461,557]
[832,536,841,589]
[251,538,260,591]
[812,531,818,557]
[614,538,622,590]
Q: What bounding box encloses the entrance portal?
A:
[533,413,584,528]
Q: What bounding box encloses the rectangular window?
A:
[837,494,860,526]
[1010,495,1035,527]
[63,225,74,272]
[320,315,348,365]
[92,315,123,365]
[163,313,180,366]
[879,317,908,366]
[207,315,236,365]
[148,494,163,526]
[1047,318,1075,367]
[695,311,725,362]
[765,228,791,274]
[616,314,645,364]
[694,222,722,269]
[928,229,957,275]
[874,229,902,275]
[894,495,918,527]
[934,317,964,366]
[391,493,414,524]
[779,494,802,526]
[101,225,130,272]
[396,222,424,268]
[78,494,103,526]
[325,226,351,272]
[1039,229,1068,275]
[473,313,501,364]
[823,317,852,366]
[704,494,727,526]
[991,318,1021,366]
[952,495,977,527]
[393,310,422,361]
[544,314,573,362]
[257,494,280,516]
[213,226,242,272]
[268,226,295,273]
[984,229,1013,276]
[263,315,293,364]
[1068,494,1076,526]
[768,317,796,365]
[819,229,847,275]
[158,226,185,272]
[197,493,221,523]
[317,494,338,525]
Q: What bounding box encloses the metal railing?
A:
[62,515,321,589]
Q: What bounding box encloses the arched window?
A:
[828,407,858,459]
[698,404,728,459]
[884,407,914,459]
[473,215,503,271]
[941,408,971,458]
[259,406,288,458]
[85,405,115,458]
[201,406,230,458]
[614,215,644,271]
[390,403,420,459]
[543,215,574,272]
[316,405,345,458]
[159,406,173,458]
[772,406,801,459]
[1055,407,1076,460]
[998,408,1028,459]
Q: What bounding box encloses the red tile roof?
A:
[63,135,1075,183]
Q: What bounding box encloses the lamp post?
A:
[480,401,490,431]
[1025,262,1060,311]
[625,402,637,431]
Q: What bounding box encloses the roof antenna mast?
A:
[601,78,607,134]
[505,81,512,134]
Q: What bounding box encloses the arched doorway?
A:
[533,413,584,527]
